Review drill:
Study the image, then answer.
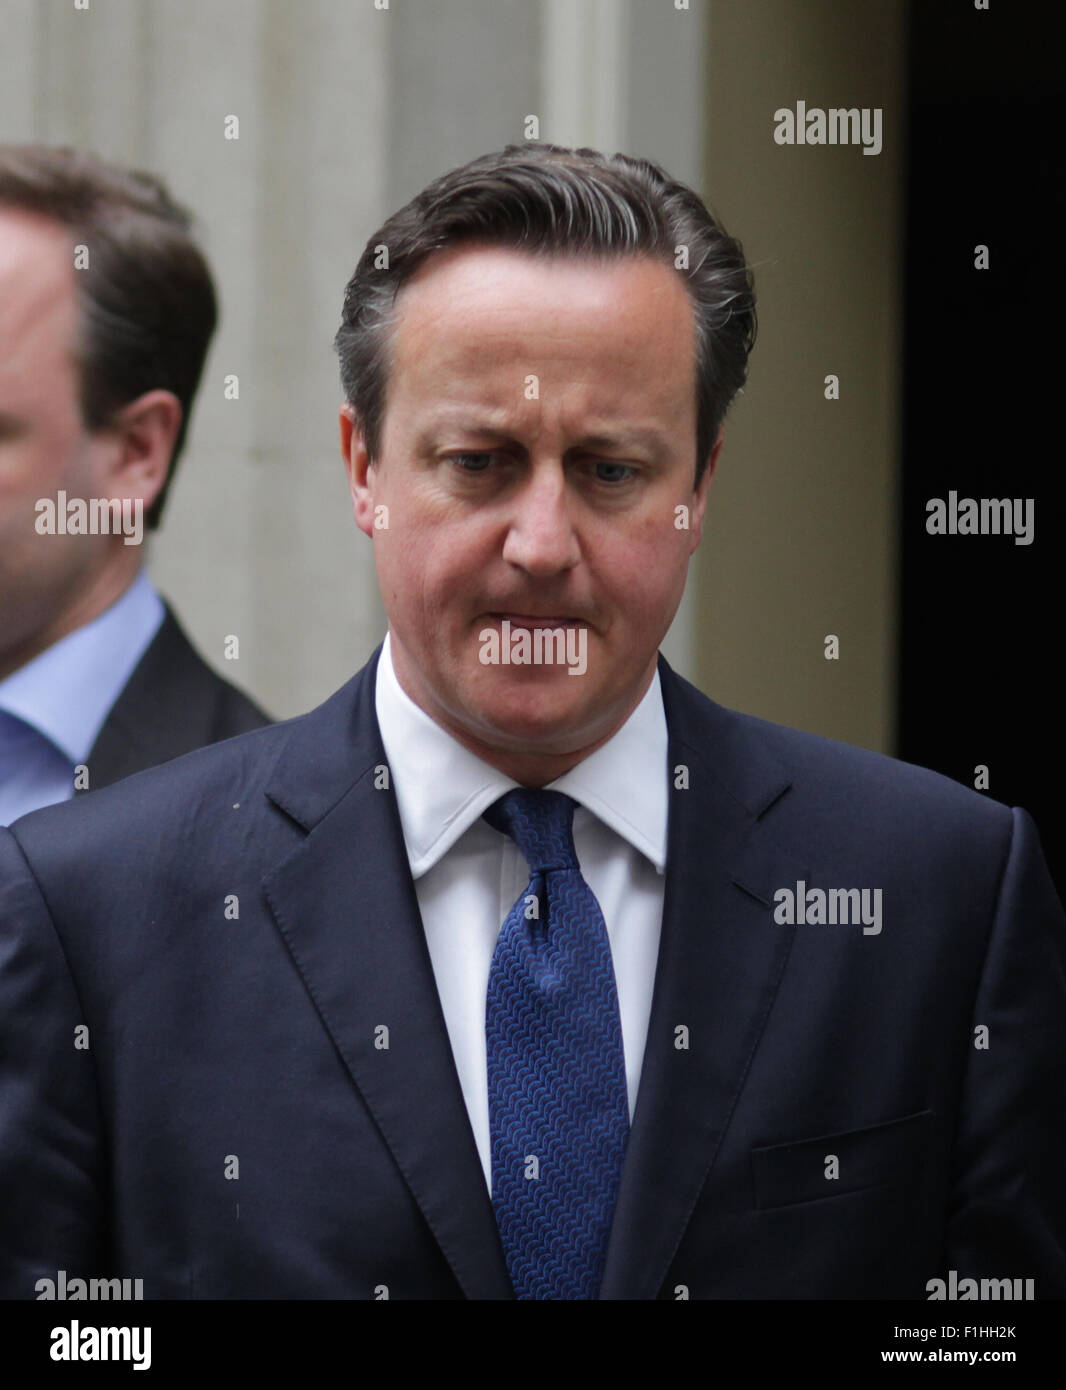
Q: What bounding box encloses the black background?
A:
[900,0,1065,899]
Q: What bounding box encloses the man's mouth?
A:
[485,613,585,628]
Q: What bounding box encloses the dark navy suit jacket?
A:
[1,648,1063,1299]
[82,603,271,791]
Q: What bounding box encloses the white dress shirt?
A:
[374,630,668,1190]
[0,570,164,826]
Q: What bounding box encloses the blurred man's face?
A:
[0,210,118,678]
[342,245,719,782]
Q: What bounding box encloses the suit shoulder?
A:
[8,695,337,888]
[748,710,1003,819]
[664,665,1012,835]
[10,655,377,871]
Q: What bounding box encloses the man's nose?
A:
[500,465,582,576]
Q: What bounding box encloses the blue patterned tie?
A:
[483,788,629,1299]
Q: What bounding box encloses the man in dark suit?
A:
[75,605,271,793]
[0,145,268,827]
[1,144,1063,1301]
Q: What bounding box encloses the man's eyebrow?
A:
[417,413,515,443]
[416,418,670,454]
[573,429,668,454]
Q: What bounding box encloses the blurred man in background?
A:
[0,146,270,825]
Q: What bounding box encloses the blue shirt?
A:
[0,571,165,825]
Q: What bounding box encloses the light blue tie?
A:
[484,788,629,1299]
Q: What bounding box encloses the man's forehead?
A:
[0,210,77,339]
[387,245,696,396]
[393,355,693,451]
[392,243,693,334]
[0,207,74,277]
[0,218,80,418]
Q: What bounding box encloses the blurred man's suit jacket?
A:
[83,604,271,790]
[1,647,1063,1299]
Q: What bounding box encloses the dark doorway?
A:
[900,1,1065,897]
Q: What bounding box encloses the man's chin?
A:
[456,676,604,755]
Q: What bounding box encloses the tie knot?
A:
[484,788,579,875]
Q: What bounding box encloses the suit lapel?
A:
[262,648,512,1299]
[600,659,806,1299]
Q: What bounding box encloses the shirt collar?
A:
[0,570,165,764]
[374,630,668,878]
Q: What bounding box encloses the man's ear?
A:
[105,389,182,515]
[688,430,724,549]
[340,403,378,539]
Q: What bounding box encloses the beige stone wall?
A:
[694,0,906,752]
[2,0,903,746]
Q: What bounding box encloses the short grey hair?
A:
[334,143,756,485]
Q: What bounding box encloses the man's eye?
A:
[450,452,494,472]
[594,460,635,484]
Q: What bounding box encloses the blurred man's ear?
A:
[106,389,182,516]
[339,402,377,539]
[689,430,724,548]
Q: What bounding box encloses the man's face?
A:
[0,209,116,675]
[343,245,718,778]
